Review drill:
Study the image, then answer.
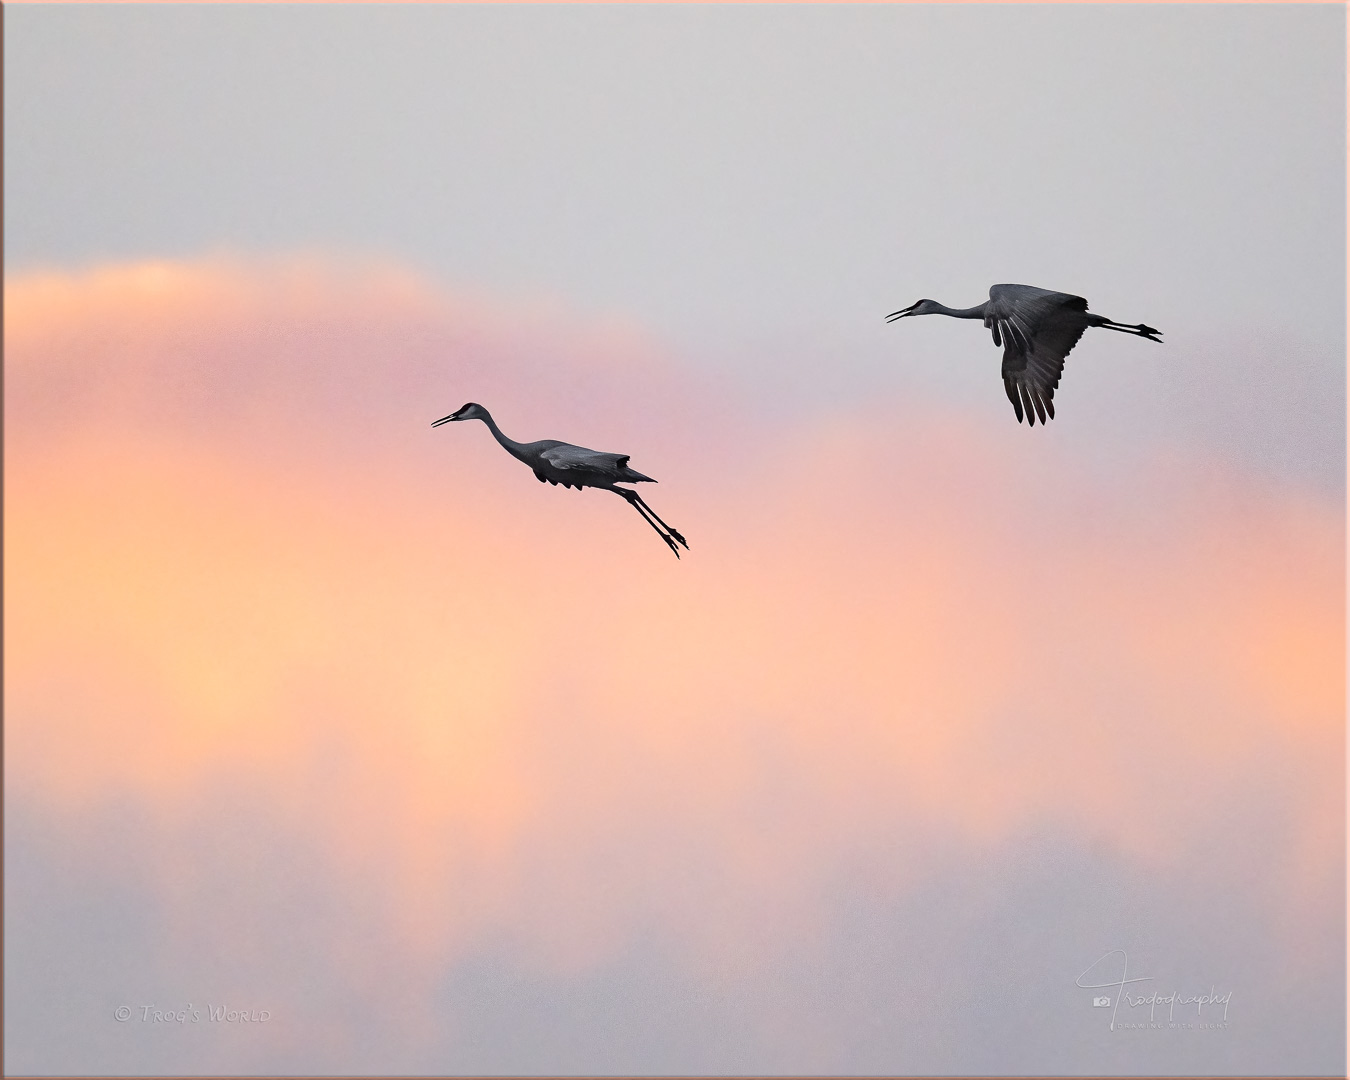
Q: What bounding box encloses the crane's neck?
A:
[474,410,532,462]
[930,301,988,319]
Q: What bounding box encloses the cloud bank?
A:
[5,257,1343,1074]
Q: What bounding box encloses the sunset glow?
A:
[8,262,1341,1002]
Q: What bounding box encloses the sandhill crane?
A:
[432,403,689,558]
[886,284,1162,425]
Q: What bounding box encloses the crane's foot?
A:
[668,528,689,550]
[660,532,682,559]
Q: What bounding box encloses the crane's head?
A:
[884,299,937,322]
[432,402,486,426]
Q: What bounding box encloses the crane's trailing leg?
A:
[612,486,687,558]
[631,490,687,550]
[1095,318,1163,342]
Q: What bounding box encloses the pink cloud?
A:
[6,255,1341,990]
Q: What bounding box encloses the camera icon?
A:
[1092,996,1111,1007]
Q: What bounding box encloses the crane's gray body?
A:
[887,283,1162,425]
[431,403,686,557]
[513,439,656,490]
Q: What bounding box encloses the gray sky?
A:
[9,6,1345,324]
[7,4,1345,494]
[6,5,1346,1077]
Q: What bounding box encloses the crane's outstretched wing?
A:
[537,443,655,486]
[987,285,1091,426]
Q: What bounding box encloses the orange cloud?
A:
[6,256,1342,983]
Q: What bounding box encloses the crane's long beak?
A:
[431,412,462,427]
[885,303,919,323]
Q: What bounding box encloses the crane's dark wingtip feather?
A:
[1025,385,1044,425]
[1019,383,1038,426]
